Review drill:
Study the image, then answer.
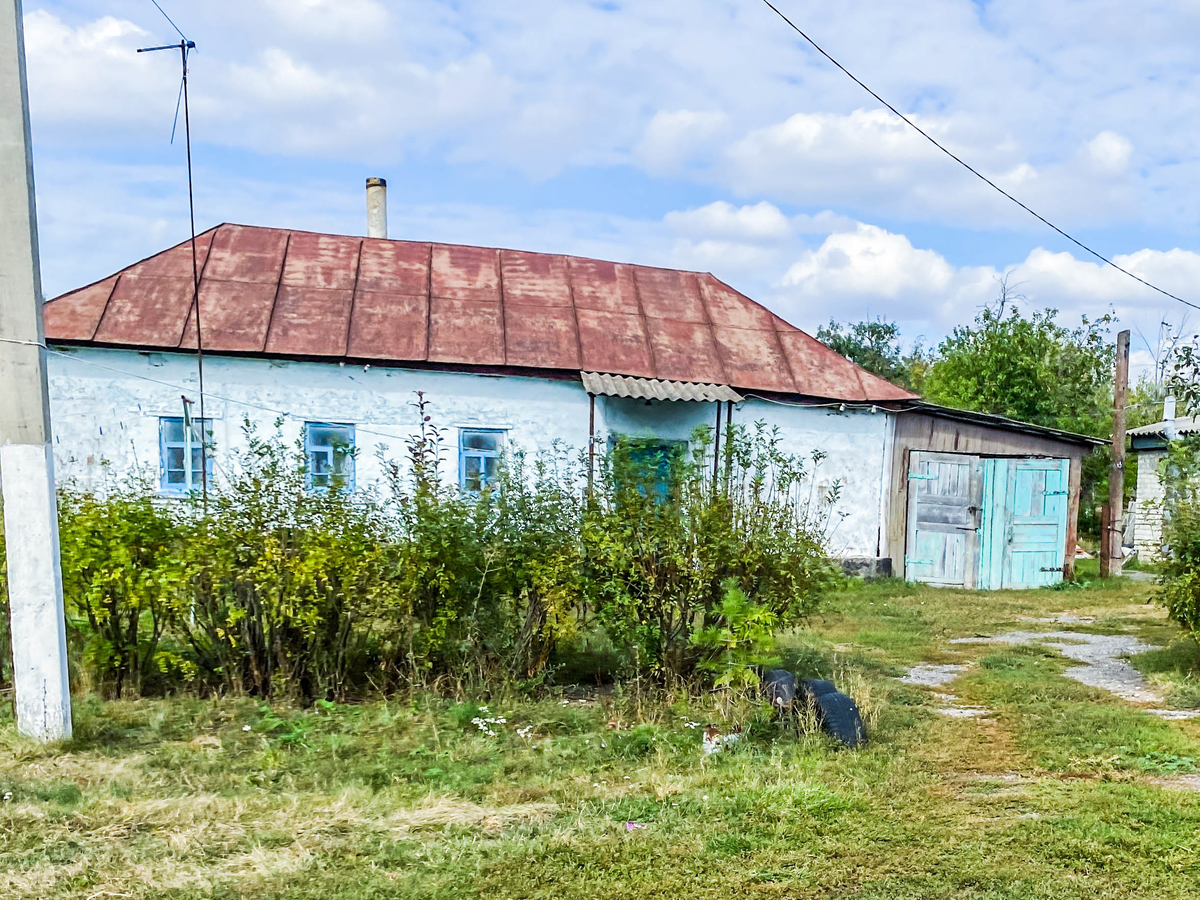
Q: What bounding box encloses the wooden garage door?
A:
[904,451,984,587]
[979,457,1070,589]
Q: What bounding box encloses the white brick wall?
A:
[1133,448,1166,561]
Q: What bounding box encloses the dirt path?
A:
[903,626,1198,718]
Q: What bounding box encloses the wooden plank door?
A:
[1001,457,1070,588]
[904,451,984,587]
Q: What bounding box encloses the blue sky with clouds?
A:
[22,0,1200,375]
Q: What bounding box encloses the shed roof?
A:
[42,223,914,403]
[1127,416,1200,438]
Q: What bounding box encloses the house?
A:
[39,182,1101,586]
[1129,398,1193,561]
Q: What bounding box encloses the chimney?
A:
[1164,395,1179,441]
[366,177,387,239]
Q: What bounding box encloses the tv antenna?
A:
[138,5,208,506]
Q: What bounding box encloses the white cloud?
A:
[1082,131,1134,176]
[634,110,729,174]
[664,201,791,241]
[262,0,389,39]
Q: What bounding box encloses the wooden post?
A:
[1101,330,1130,577]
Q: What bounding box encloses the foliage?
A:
[0,397,835,699]
[922,304,1114,436]
[1156,434,1200,640]
[56,486,188,698]
[178,422,403,701]
[580,423,837,683]
[816,317,930,391]
[691,580,781,690]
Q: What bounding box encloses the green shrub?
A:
[0,394,835,698]
[1157,435,1200,642]
[57,484,188,697]
[580,422,836,683]
[178,421,403,700]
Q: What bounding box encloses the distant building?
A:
[40,182,1100,586]
[1129,400,1196,561]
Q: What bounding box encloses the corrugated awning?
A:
[581,371,742,403]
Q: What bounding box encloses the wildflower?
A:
[2,792,11,803]
[242,725,251,732]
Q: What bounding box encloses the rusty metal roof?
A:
[42,223,916,402]
[581,372,742,403]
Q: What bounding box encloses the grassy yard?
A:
[3,575,1199,898]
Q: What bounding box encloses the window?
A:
[159,416,214,495]
[305,422,355,490]
[613,437,687,501]
[459,429,505,492]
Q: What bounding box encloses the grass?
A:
[2,575,1199,898]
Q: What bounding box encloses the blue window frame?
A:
[459,429,505,493]
[305,422,355,490]
[612,437,687,501]
[159,416,213,495]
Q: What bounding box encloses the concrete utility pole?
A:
[0,0,72,740]
[1101,329,1131,579]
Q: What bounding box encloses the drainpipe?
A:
[366,177,387,239]
[1164,395,1178,442]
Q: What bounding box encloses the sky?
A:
[21,0,1200,378]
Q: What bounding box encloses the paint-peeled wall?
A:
[46,348,891,556]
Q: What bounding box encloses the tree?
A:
[922,305,1114,437]
[816,317,929,390]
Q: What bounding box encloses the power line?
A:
[758,0,1200,314]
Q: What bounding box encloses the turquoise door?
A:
[904,451,984,587]
[979,458,1070,589]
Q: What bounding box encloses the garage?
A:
[886,406,1104,588]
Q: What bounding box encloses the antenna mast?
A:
[138,31,208,507]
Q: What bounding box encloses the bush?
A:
[1158,435,1200,643]
[0,395,836,699]
[580,423,836,683]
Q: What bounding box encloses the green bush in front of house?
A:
[0,397,837,701]
[1158,435,1200,640]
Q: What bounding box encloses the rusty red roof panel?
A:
[576,308,655,377]
[43,223,916,401]
[501,250,572,307]
[265,287,353,357]
[358,239,429,294]
[204,225,288,284]
[93,275,193,347]
[699,276,777,331]
[428,297,504,365]
[568,257,640,314]
[179,281,277,352]
[41,276,116,341]
[128,231,214,279]
[634,268,707,323]
[714,326,797,393]
[431,244,500,303]
[281,233,361,291]
[646,319,726,384]
[778,330,872,401]
[505,303,579,369]
[347,292,428,361]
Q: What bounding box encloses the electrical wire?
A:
[149,0,187,41]
[758,0,1200,313]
